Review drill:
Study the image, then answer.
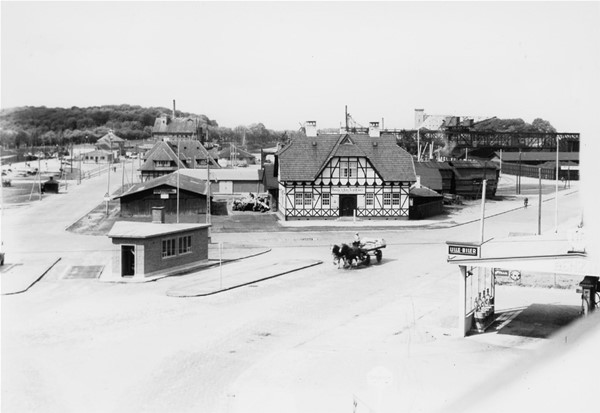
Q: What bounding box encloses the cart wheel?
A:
[364,254,371,265]
[375,250,382,263]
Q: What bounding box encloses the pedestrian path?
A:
[166,257,322,297]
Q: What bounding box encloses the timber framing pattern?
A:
[277,133,416,220]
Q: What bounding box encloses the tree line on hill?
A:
[0,105,296,151]
[0,105,557,153]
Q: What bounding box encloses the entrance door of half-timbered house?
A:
[340,195,357,217]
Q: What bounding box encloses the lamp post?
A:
[105,134,112,215]
[554,134,559,233]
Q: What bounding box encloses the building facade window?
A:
[392,193,400,206]
[156,160,171,168]
[366,193,374,207]
[304,192,313,207]
[162,238,176,258]
[295,193,303,207]
[383,193,391,206]
[322,193,330,207]
[178,235,192,254]
[340,160,358,178]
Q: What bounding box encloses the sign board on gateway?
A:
[446,242,480,257]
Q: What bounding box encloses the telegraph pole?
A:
[206,153,211,240]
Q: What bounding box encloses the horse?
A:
[332,243,367,268]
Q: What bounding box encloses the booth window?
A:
[178,235,192,254]
[162,238,176,258]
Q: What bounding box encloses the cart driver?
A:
[353,233,361,247]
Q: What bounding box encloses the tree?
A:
[532,118,556,133]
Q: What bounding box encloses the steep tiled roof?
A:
[139,141,185,171]
[414,163,443,192]
[140,140,219,172]
[97,131,125,143]
[278,133,416,182]
[114,171,208,199]
[172,139,219,167]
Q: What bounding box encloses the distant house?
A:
[96,131,125,157]
[139,140,219,181]
[83,149,113,164]
[114,171,209,217]
[152,114,203,141]
[277,121,416,220]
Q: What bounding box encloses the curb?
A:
[167,260,323,297]
[2,257,62,295]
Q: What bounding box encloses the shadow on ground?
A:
[492,303,581,339]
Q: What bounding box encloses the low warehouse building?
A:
[114,172,209,218]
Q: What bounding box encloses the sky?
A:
[1,1,599,132]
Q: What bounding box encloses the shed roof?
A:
[114,171,208,199]
[278,133,416,182]
[410,186,442,198]
[179,167,263,182]
[108,221,210,239]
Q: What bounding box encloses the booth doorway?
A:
[121,245,135,277]
[340,195,357,217]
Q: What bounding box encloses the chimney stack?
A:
[369,122,380,138]
[414,109,425,128]
[305,121,317,138]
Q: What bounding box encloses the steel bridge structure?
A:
[387,130,580,152]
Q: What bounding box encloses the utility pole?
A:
[206,153,211,240]
[554,134,559,233]
[479,179,487,250]
[538,168,542,235]
[177,140,180,223]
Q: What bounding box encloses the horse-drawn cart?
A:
[332,238,386,268]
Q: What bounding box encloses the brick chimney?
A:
[305,121,317,138]
[369,122,380,138]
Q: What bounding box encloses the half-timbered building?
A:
[277,122,416,220]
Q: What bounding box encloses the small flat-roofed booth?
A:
[106,208,210,281]
[448,232,597,337]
